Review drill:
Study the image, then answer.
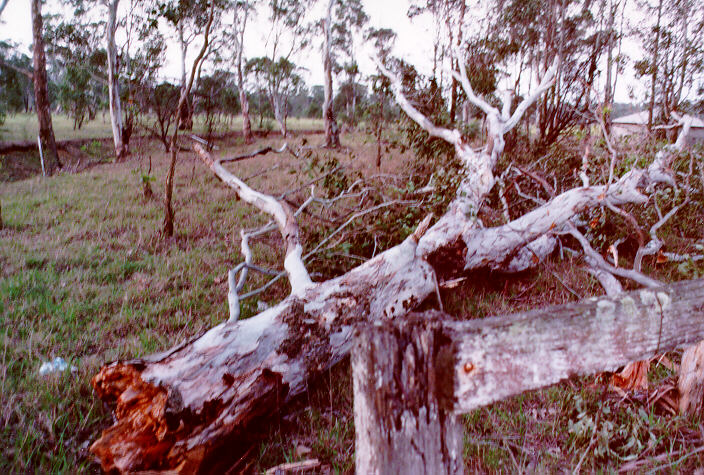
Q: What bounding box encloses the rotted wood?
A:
[444,278,704,413]
[90,235,438,473]
[353,279,704,472]
[678,340,704,414]
[353,313,463,475]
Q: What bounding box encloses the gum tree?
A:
[321,0,367,147]
[31,0,61,175]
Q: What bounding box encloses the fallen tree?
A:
[90,49,702,472]
[354,278,704,473]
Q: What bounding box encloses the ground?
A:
[1,114,703,473]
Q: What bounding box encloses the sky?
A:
[0,0,649,104]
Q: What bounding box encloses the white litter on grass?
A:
[39,357,77,376]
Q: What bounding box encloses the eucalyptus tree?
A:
[634,0,704,126]
[159,0,219,130]
[162,0,217,237]
[320,0,367,147]
[0,44,33,115]
[365,27,396,167]
[245,55,303,137]
[258,0,313,136]
[31,0,61,175]
[476,0,613,148]
[226,0,257,143]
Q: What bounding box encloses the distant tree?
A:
[226,0,257,143]
[158,0,218,131]
[634,0,704,126]
[194,70,239,146]
[258,0,312,137]
[0,45,34,115]
[321,0,367,147]
[144,82,180,151]
[57,65,94,129]
[246,56,303,137]
[31,0,61,175]
[366,27,397,167]
[162,0,216,237]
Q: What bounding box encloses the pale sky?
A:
[0,0,649,104]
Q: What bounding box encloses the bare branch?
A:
[221,143,298,163]
[568,224,661,289]
[502,57,559,133]
[452,48,497,117]
[374,59,460,145]
[194,143,313,295]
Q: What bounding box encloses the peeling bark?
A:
[92,45,697,472]
[91,237,437,472]
[679,341,704,414]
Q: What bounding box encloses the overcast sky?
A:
[0,0,650,103]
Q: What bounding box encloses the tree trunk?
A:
[177,21,193,131]
[240,89,253,143]
[604,0,615,132]
[91,56,696,473]
[375,99,383,168]
[31,0,60,175]
[273,95,287,138]
[237,4,253,148]
[648,0,664,131]
[322,0,340,148]
[163,2,215,237]
[107,0,126,160]
[353,314,464,475]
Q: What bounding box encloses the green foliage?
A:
[397,64,462,214]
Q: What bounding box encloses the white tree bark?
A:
[106,0,125,160]
[90,48,698,472]
[323,0,340,148]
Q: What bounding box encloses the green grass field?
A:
[0,112,324,142]
[1,128,703,472]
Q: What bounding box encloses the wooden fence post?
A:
[352,312,464,475]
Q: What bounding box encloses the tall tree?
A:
[647,0,664,130]
[162,0,216,237]
[230,0,255,143]
[31,0,61,175]
[106,0,126,159]
[321,0,367,147]
[245,56,303,137]
[634,0,704,126]
[260,0,311,136]
[322,0,339,147]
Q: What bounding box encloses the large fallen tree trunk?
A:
[354,278,704,473]
[90,50,699,472]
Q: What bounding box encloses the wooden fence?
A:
[352,278,704,474]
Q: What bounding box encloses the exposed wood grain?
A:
[447,278,704,413]
[678,340,704,414]
[353,314,463,475]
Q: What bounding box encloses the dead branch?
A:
[194,143,312,295]
[220,142,298,163]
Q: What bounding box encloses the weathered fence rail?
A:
[353,278,704,474]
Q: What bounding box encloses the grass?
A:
[0,112,324,142]
[1,125,704,472]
